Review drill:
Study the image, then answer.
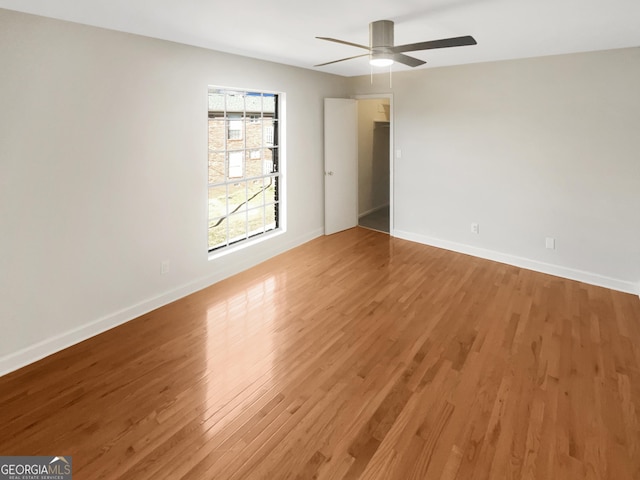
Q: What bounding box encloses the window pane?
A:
[208,151,225,184]
[263,94,275,113]
[209,217,228,250]
[225,91,244,112]
[263,119,276,146]
[228,212,247,243]
[245,119,263,149]
[227,181,247,214]
[245,94,262,112]
[248,207,265,237]
[208,119,226,152]
[246,150,262,178]
[227,118,243,141]
[263,148,277,174]
[208,90,225,111]
[264,176,277,204]
[247,178,265,209]
[228,151,244,179]
[208,185,227,221]
[265,203,277,231]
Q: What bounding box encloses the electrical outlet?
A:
[161,260,170,274]
[545,237,555,250]
[471,223,479,234]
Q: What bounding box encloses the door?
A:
[324,98,358,235]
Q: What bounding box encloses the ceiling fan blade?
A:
[314,53,370,67]
[392,53,426,68]
[316,37,370,51]
[390,35,477,54]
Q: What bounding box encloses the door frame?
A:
[353,93,394,236]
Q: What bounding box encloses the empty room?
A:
[1,1,639,479]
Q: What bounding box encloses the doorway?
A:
[356,97,391,234]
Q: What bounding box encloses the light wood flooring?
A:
[1,227,639,479]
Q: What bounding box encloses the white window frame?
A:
[207,87,285,256]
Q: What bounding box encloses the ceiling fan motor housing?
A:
[370,20,394,56]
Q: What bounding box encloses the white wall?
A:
[0,9,349,374]
[357,99,390,216]
[351,48,640,295]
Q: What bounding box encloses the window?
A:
[227,116,243,140]
[228,151,243,178]
[208,88,281,252]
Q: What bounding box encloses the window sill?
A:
[207,228,285,261]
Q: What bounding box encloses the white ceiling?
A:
[1,0,639,77]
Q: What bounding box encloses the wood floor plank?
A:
[1,227,639,479]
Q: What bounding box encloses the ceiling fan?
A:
[315,20,477,68]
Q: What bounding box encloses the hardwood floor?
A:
[1,227,639,479]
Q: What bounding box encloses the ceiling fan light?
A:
[370,55,394,67]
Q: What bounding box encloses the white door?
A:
[324,98,358,235]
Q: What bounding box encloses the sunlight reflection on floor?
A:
[204,274,280,429]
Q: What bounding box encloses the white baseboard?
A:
[394,230,640,297]
[359,204,389,218]
[0,228,324,377]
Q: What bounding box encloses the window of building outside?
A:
[208,88,280,252]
